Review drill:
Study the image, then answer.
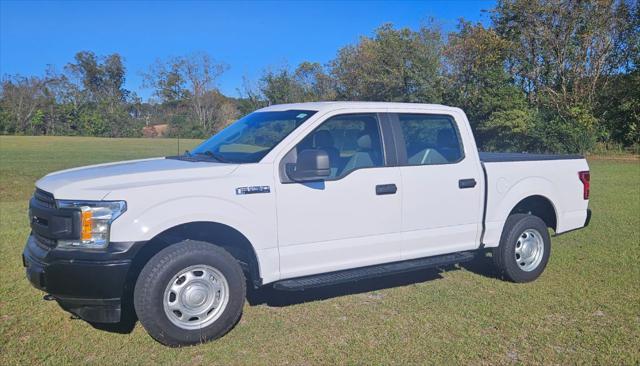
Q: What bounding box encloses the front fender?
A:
[109,195,276,253]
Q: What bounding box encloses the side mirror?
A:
[287,149,330,181]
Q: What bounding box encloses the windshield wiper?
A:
[194,150,230,163]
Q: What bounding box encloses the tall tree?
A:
[331,23,444,102]
[293,62,337,101]
[143,53,231,133]
[65,51,128,104]
[181,53,227,130]
[259,66,302,105]
[64,51,134,137]
[244,62,336,106]
[493,0,635,109]
[143,58,187,103]
[237,76,267,114]
[444,21,536,151]
[0,75,46,133]
[66,51,102,101]
[103,54,128,105]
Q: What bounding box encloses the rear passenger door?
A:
[391,113,484,259]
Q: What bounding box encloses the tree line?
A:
[1,0,638,153]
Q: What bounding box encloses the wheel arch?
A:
[128,221,262,290]
[508,195,558,232]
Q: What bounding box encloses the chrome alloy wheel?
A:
[514,229,545,272]
[163,265,230,330]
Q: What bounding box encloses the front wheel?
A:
[492,214,551,283]
[134,240,246,346]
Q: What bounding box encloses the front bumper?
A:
[23,234,144,323]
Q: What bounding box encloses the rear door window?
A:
[397,114,464,165]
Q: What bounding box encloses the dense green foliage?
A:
[1,0,638,153]
[1,136,639,363]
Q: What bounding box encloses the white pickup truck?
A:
[23,102,591,346]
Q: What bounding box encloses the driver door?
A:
[275,113,403,279]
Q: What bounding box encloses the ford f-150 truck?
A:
[23,102,591,346]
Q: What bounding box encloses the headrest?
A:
[357,134,372,150]
[313,130,334,148]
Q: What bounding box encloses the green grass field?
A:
[1,136,638,365]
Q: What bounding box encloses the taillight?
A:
[579,171,590,200]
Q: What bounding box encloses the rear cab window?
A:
[396,114,464,165]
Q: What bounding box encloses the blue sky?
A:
[0,0,494,100]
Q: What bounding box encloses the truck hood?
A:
[36,157,239,200]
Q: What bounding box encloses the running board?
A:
[272,251,475,291]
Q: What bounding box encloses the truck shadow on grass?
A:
[86,254,500,334]
[246,269,445,307]
[458,252,502,280]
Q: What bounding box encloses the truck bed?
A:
[479,152,589,247]
[479,152,583,162]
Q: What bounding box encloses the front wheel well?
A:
[127,222,262,291]
[508,195,557,232]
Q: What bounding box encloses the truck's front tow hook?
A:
[43,294,55,301]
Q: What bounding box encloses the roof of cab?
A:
[256,101,460,113]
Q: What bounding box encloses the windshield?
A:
[189,110,316,163]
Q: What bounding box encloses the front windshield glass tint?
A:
[191,110,316,163]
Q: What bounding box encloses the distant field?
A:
[1,136,639,365]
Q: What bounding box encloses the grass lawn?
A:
[1,135,639,365]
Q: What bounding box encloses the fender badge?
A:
[236,186,271,195]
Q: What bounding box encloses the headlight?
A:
[56,200,126,249]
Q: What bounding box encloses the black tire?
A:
[492,214,551,283]
[134,240,246,347]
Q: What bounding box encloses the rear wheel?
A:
[493,214,551,283]
[134,240,246,346]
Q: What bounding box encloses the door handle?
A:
[458,178,477,189]
[376,184,397,195]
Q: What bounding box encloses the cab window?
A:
[398,114,463,165]
[294,114,384,179]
